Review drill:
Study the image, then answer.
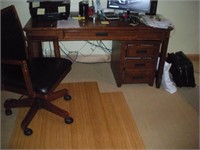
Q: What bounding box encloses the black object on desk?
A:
[104,12,119,20]
[28,1,70,20]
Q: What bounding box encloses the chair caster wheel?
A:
[65,117,73,124]
[24,128,33,136]
[5,109,12,116]
[64,94,72,101]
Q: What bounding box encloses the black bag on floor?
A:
[166,51,196,87]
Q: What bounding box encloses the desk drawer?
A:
[27,31,63,38]
[125,59,156,69]
[64,30,117,40]
[126,41,160,58]
[63,27,166,40]
[64,30,97,38]
[63,30,164,40]
[124,70,154,84]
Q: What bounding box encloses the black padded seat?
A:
[2,58,72,95]
[29,58,72,94]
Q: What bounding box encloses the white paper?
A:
[58,6,66,13]
[32,2,40,8]
[141,15,174,29]
[37,8,45,15]
[57,20,80,28]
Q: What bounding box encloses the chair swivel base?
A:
[4,94,73,136]
[23,116,73,136]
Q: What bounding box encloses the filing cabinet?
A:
[111,41,161,87]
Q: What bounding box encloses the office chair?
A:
[1,5,73,136]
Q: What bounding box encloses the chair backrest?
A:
[1,5,33,95]
[1,5,63,96]
[1,5,28,60]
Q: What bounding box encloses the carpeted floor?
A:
[1,61,199,149]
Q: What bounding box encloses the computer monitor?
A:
[107,0,158,15]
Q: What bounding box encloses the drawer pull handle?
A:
[135,63,145,67]
[137,50,147,54]
[96,32,108,36]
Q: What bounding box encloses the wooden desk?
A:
[24,18,173,88]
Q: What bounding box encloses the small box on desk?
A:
[27,0,70,20]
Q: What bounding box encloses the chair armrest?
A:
[2,59,35,96]
[1,59,26,65]
[28,36,60,58]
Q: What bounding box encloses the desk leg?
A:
[156,38,169,88]
[27,40,43,58]
[111,41,123,87]
[53,40,60,58]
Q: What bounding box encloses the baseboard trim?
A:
[61,54,111,63]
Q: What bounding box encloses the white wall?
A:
[1,0,199,55]
[157,0,199,54]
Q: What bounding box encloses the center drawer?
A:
[63,30,162,40]
[63,30,124,40]
[27,30,63,38]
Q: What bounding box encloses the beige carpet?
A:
[64,62,200,149]
[8,82,145,149]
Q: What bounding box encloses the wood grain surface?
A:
[9,82,145,149]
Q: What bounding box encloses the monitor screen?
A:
[107,0,158,15]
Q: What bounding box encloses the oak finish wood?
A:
[9,82,145,149]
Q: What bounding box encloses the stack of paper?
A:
[57,20,80,28]
[141,15,174,29]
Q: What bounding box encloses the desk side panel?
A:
[111,41,123,87]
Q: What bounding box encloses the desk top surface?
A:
[24,17,172,32]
